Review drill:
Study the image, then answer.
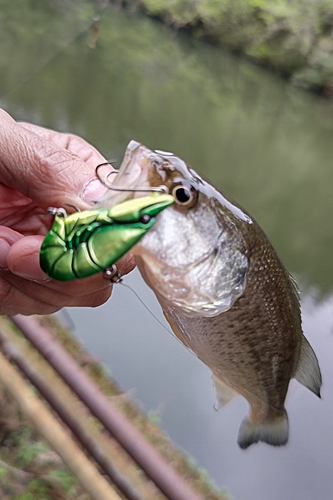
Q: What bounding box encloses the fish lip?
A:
[112,142,183,193]
[98,141,254,226]
[127,139,141,152]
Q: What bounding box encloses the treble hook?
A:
[47,207,67,217]
[104,264,123,283]
[95,161,169,194]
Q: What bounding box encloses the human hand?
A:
[0,109,134,315]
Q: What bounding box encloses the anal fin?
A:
[212,374,239,410]
[294,335,322,397]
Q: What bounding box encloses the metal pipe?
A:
[0,348,122,500]
[0,328,146,500]
[10,315,203,500]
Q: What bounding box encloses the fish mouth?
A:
[113,140,151,191]
[98,141,249,317]
[97,140,180,207]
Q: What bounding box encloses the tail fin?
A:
[237,411,289,449]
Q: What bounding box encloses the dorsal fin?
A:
[294,335,322,397]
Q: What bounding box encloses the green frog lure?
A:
[40,191,174,282]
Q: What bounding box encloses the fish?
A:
[100,140,322,449]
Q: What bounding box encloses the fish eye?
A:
[140,214,151,224]
[171,182,198,209]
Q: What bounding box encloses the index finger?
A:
[19,123,109,203]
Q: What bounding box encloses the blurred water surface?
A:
[2,2,333,499]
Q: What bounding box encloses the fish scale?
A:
[104,140,321,449]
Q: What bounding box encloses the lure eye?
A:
[140,214,151,224]
[171,182,198,209]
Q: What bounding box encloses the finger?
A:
[19,123,109,202]
[0,226,24,268]
[115,253,136,276]
[7,235,135,285]
[7,235,110,293]
[7,234,50,281]
[0,272,61,315]
[0,110,106,210]
[19,123,106,168]
[0,270,112,311]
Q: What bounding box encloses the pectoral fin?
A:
[294,335,322,397]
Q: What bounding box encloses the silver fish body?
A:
[101,141,322,448]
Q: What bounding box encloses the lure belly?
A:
[40,194,174,281]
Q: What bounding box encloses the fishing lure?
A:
[40,194,174,281]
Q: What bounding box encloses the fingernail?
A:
[12,254,49,281]
[0,238,11,268]
[82,178,108,203]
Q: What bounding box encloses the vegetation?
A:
[121,0,333,94]
[0,387,87,500]
[0,315,227,500]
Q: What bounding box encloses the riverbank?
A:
[0,315,227,500]
[119,0,333,95]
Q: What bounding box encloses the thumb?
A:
[0,110,102,210]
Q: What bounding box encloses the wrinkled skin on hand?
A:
[0,110,134,315]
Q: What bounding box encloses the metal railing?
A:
[4,315,204,500]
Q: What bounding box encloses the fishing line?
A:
[56,309,76,332]
[117,282,174,337]
[115,279,205,360]
[120,278,293,414]
[117,280,289,414]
